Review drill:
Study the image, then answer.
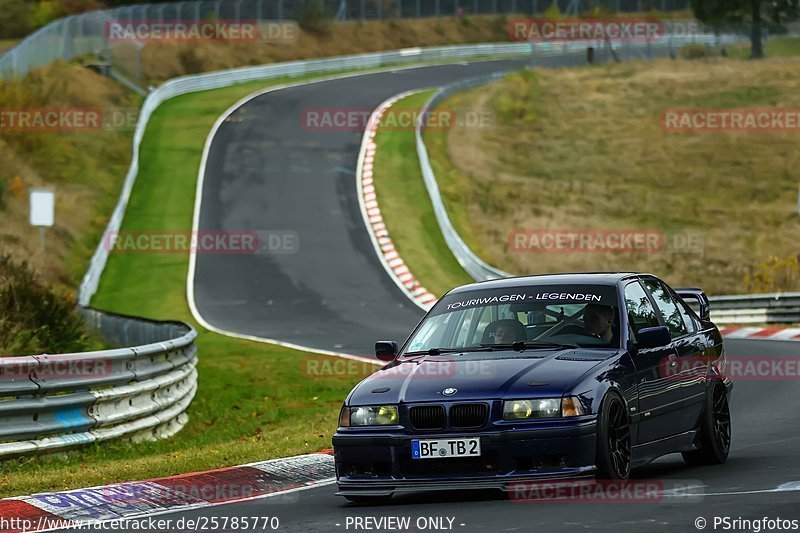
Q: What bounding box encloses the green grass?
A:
[421,58,800,294]
[0,73,383,498]
[728,36,800,59]
[370,91,473,297]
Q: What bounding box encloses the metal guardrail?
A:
[411,35,800,326]
[708,293,800,324]
[0,311,197,458]
[78,41,587,306]
[415,34,744,282]
[81,37,737,306]
[0,0,693,80]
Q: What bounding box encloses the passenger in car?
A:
[484,319,527,344]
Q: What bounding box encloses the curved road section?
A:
[191,55,598,356]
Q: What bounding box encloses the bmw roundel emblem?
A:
[442,387,457,396]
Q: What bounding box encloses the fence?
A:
[0,0,693,80]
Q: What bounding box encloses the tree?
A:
[691,0,799,59]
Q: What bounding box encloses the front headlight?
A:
[502,397,585,420]
[343,405,399,427]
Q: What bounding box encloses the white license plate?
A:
[411,438,481,459]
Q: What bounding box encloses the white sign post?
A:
[29,189,55,252]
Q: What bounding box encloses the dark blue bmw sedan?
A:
[333,273,732,503]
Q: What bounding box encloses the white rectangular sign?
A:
[29,189,55,227]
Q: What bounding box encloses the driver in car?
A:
[583,303,616,343]
[494,322,516,344]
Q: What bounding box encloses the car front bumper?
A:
[333,420,597,496]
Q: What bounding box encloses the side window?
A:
[675,297,699,333]
[643,279,688,338]
[624,282,660,335]
[453,307,480,347]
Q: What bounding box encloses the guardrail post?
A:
[59,19,69,60]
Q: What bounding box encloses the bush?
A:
[744,255,800,293]
[0,0,33,39]
[0,176,5,209]
[299,0,331,35]
[31,0,60,28]
[0,254,95,356]
[543,4,562,19]
[681,43,716,59]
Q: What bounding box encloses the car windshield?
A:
[403,284,621,354]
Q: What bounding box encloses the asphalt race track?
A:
[191,51,627,355]
[116,51,800,531]
[61,339,800,532]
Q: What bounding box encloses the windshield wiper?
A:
[403,346,494,356]
[479,341,580,352]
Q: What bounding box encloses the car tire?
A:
[682,382,731,466]
[595,391,631,480]
[343,494,393,505]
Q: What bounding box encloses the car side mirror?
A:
[636,326,671,349]
[375,341,398,361]
[675,288,710,321]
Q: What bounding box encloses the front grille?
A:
[409,405,445,430]
[450,403,488,428]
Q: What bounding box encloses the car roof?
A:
[447,272,649,295]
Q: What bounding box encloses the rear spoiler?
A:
[675,288,710,320]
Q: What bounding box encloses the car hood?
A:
[347,349,619,405]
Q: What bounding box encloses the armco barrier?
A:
[77,41,548,306]
[411,36,798,325]
[80,37,738,307]
[414,34,743,283]
[0,312,197,458]
[708,293,800,324]
[0,0,694,80]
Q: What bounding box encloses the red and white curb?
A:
[719,326,800,341]
[0,451,334,532]
[356,91,439,311]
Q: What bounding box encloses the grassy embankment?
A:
[373,40,800,295]
[0,75,379,498]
